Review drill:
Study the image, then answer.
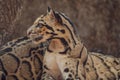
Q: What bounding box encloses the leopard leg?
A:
[57,58,86,80]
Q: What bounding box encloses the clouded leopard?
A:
[27,8,120,80]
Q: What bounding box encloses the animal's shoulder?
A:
[0,36,44,57]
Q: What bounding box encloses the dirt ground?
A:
[0,0,120,57]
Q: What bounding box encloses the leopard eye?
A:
[36,23,43,28]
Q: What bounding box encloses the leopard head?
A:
[27,8,80,52]
[27,7,88,64]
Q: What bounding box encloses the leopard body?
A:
[0,36,45,80]
[27,8,120,80]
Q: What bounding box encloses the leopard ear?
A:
[47,6,51,13]
[47,7,56,18]
[47,7,62,24]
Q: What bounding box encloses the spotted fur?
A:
[27,8,120,80]
[0,36,46,80]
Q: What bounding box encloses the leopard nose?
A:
[27,30,32,35]
[27,25,36,36]
[27,27,36,35]
[27,30,32,36]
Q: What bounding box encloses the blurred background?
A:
[0,0,120,57]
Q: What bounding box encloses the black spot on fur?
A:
[0,59,8,75]
[44,24,54,32]
[60,37,68,47]
[60,29,65,34]
[47,47,53,53]
[86,68,89,72]
[68,74,72,77]
[118,72,120,79]
[3,47,12,52]
[57,29,65,34]
[42,71,46,75]
[15,36,29,44]
[46,32,58,36]
[43,65,49,70]
[64,68,69,73]
[28,47,40,58]
[75,61,79,79]
[37,50,45,56]
[34,55,43,74]
[11,36,29,47]
[113,60,119,65]
[78,46,84,58]
[34,36,43,41]
[66,78,72,80]
[63,24,76,45]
